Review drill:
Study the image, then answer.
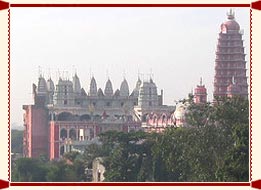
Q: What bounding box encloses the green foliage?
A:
[12,152,86,182]
[12,158,48,182]
[46,160,78,182]
[101,131,149,182]
[97,97,249,182]
[11,129,23,154]
[82,143,104,169]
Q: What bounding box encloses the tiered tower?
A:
[214,10,248,99]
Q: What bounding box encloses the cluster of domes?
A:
[36,73,143,98]
[88,77,132,97]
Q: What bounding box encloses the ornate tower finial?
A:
[200,77,203,86]
[89,66,92,80]
[48,67,51,79]
[72,65,77,75]
[138,69,141,80]
[227,9,235,20]
[38,66,42,77]
[123,69,126,79]
[106,69,109,80]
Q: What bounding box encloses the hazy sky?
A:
[10,7,250,126]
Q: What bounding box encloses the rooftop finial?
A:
[89,66,92,80]
[106,69,109,80]
[200,77,203,86]
[38,66,42,78]
[227,9,235,20]
[150,68,154,81]
[48,68,51,79]
[138,68,141,80]
[73,65,77,76]
[123,69,126,79]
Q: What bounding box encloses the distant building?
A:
[23,74,174,160]
[194,78,207,104]
[214,9,248,99]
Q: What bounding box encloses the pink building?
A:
[23,74,162,160]
[194,78,207,104]
[214,10,248,99]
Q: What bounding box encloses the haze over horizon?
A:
[10,7,250,126]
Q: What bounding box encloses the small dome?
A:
[120,79,129,97]
[174,103,188,121]
[114,89,120,97]
[222,20,240,31]
[97,88,104,97]
[104,79,113,96]
[47,78,55,92]
[37,76,47,94]
[81,88,87,96]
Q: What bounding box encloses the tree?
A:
[12,158,48,182]
[11,129,23,154]
[47,160,73,181]
[185,96,249,181]
[63,151,86,181]
[100,131,152,182]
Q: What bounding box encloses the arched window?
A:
[60,128,67,139]
[69,128,76,140]
[153,116,157,124]
[80,114,91,121]
[57,112,73,121]
[162,115,166,123]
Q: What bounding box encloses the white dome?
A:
[37,77,47,94]
[89,77,97,96]
[120,79,129,97]
[174,103,189,120]
[104,79,113,96]
[47,78,55,92]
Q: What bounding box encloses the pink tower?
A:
[213,10,248,99]
[194,78,207,104]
